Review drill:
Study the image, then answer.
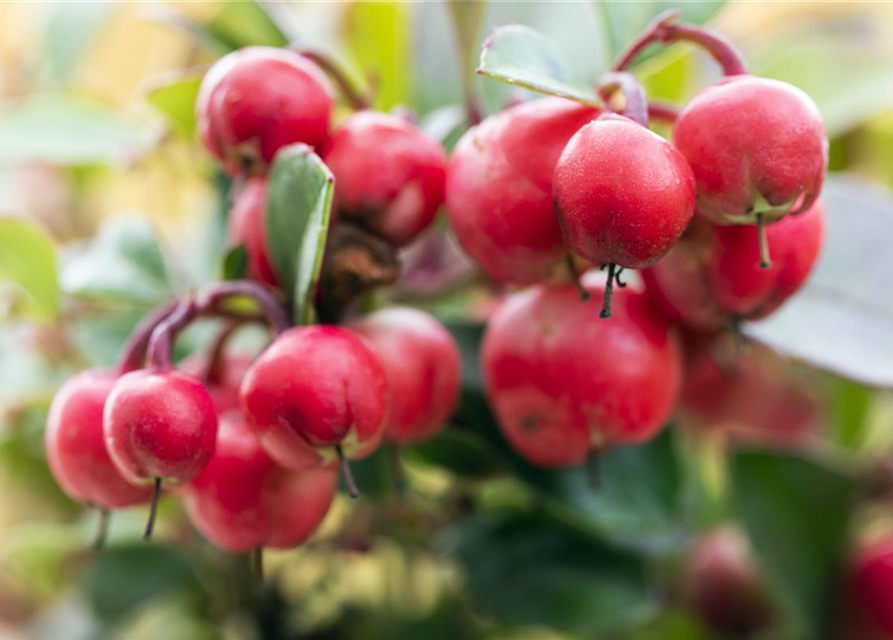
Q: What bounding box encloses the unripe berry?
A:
[674,76,827,227]
[684,526,773,637]
[642,199,826,331]
[553,114,696,269]
[228,176,277,286]
[45,370,151,509]
[482,279,681,468]
[322,112,447,247]
[197,47,333,175]
[104,369,218,484]
[240,325,388,470]
[446,97,600,284]
[183,415,337,552]
[351,307,460,444]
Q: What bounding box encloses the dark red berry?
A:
[227,176,277,286]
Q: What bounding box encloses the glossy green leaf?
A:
[265,144,334,325]
[0,95,151,167]
[345,1,410,110]
[221,244,248,281]
[62,215,174,305]
[745,175,893,388]
[597,1,726,60]
[146,73,203,138]
[0,218,59,321]
[730,448,855,638]
[444,510,654,637]
[203,0,288,49]
[477,25,598,105]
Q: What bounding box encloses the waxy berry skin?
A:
[553,114,696,269]
[351,307,461,444]
[183,415,337,552]
[45,370,151,509]
[446,97,600,284]
[642,199,826,331]
[322,112,447,247]
[482,280,682,468]
[228,177,277,286]
[197,47,333,175]
[103,370,218,485]
[240,325,388,470]
[674,76,827,226]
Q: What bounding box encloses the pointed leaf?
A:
[0,218,59,321]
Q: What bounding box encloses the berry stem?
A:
[565,255,591,302]
[756,214,772,269]
[336,445,360,499]
[93,507,110,551]
[116,301,179,375]
[143,477,163,541]
[600,263,618,319]
[297,49,372,111]
[388,444,406,495]
[203,320,243,385]
[147,298,199,371]
[612,10,748,77]
[252,547,265,584]
[199,280,291,335]
[647,101,681,125]
[597,71,648,127]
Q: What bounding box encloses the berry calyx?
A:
[482,278,682,468]
[641,199,826,331]
[45,370,152,510]
[553,113,696,316]
[351,307,461,444]
[228,176,277,286]
[197,46,333,175]
[322,111,447,247]
[446,97,600,284]
[239,325,388,486]
[183,414,338,552]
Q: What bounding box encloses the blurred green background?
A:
[3,1,893,639]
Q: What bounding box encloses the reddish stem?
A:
[197,280,290,336]
[597,71,648,127]
[297,49,371,111]
[647,101,681,124]
[116,301,179,375]
[612,10,748,76]
[147,298,199,371]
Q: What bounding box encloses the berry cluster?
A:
[46,46,460,556]
[448,12,827,468]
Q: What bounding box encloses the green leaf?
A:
[597,1,727,59]
[221,244,248,281]
[745,175,893,389]
[62,215,174,305]
[477,25,599,105]
[43,2,114,84]
[408,429,502,479]
[145,73,203,138]
[0,95,151,167]
[0,218,59,321]
[730,448,855,638]
[443,509,654,637]
[345,1,410,110]
[265,144,334,325]
[85,544,200,621]
[203,1,287,50]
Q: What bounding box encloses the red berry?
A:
[197,47,333,175]
[180,354,254,416]
[674,76,827,226]
[553,114,696,269]
[240,325,388,469]
[228,176,277,286]
[847,537,893,639]
[642,199,826,331]
[446,97,600,284]
[679,332,821,449]
[684,526,772,637]
[45,370,151,509]
[183,415,337,552]
[322,112,447,247]
[351,307,461,444]
[482,279,681,467]
[104,369,218,484]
